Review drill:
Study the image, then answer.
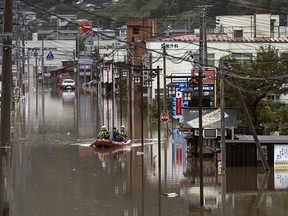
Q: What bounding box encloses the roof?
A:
[50,63,75,72]
[149,33,288,43]
[226,135,288,144]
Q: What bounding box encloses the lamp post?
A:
[182,88,193,107]
[34,49,38,90]
[167,82,177,99]
[119,69,128,127]
[133,70,144,150]
[119,69,122,127]
[166,82,177,129]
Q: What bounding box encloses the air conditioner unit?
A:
[203,128,217,139]
[194,128,226,138]
[194,128,199,136]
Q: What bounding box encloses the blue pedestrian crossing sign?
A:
[46,50,54,60]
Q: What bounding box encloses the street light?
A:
[119,69,128,126]
[133,76,141,84]
[182,88,193,101]
[34,49,39,90]
[167,82,177,98]
[145,78,154,88]
[133,72,144,150]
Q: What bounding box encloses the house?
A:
[47,14,78,27]
[225,135,288,167]
[215,14,285,38]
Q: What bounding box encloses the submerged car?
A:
[82,80,98,88]
[61,79,75,89]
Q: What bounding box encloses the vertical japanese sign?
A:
[172,82,187,120]
[175,91,182,115]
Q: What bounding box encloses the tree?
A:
[220,46,288,131]
[276,105,288,135]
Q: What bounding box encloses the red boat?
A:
[93,146,132,155]
[90,139,131,148]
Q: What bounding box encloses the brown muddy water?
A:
[1,87,287,216]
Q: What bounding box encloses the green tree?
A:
[276,105,288,135]
[220,46,288,130]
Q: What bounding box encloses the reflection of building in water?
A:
[180,156,220,208]
[180,164,288,211]
[78,93,95,138]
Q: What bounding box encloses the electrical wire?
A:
[20,0,288,84]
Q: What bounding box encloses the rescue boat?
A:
[90,139,131,148]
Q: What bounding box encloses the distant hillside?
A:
[26,0,288,31]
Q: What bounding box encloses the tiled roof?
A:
[151,33,288,43]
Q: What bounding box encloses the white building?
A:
[215,14,282,38]
[47,15,78,27]
[145,14,288,103]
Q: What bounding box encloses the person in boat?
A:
[112,127,120,141]
[97,126,110,140]
[119,125,128,142]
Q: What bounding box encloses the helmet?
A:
[101,125,106,129]
[121,125,125,128]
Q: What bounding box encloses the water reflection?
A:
[0,147,11,216]
[61,90,75,104]
[6,88,288,216]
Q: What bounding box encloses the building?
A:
[126,18,157,67]
[215,14,285,38]
[145,14,288,104]
[47,14,78,27]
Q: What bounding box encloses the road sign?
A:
[79,20,92,34]
[160,113,169,122]
[79,58,93,64]
[46,50,54,60]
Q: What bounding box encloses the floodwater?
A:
[1,87,288,216]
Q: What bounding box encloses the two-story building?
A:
[145,14,288,104]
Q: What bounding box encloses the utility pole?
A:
[198,6,205,207]
[232,77,270,172]
[1,1,13,215]
[27,49,30,90]
[1,0,13,147]
[162,43,167,113]
[220,66,226,172]
[198,5,212,207]
[220,66,226,216]
[41,37,44,87]
[21,16,26,96]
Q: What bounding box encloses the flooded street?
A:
[3,87,288,216]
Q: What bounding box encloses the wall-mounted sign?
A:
[175,91,182,115]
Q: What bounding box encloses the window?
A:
[192,53,215,69]
[133,28,139,35]
[267,94,279,100]
[271,19,275,38]
[232,53,253,63]
[207,54,215,68]
[234,30,243,38]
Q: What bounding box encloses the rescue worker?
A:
[112,127,120,141]
[97,125,110,140]
[119,125,128,142]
